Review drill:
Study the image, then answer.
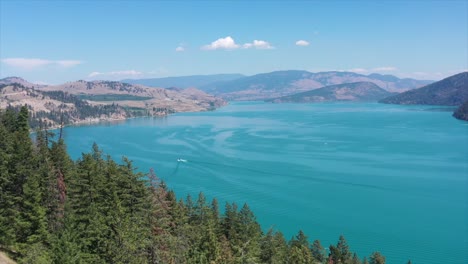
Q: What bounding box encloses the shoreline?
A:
[31,103,229,133]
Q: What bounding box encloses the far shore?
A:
[30,103,228,133]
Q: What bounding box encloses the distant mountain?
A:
[0,76,44,89]
[267,82,393,103]
[201,70,318,99]
[453,100,468,121]
[122,74,245,89]
[367,73,433,90]
[199,70,432,101]
[379,72,468,106]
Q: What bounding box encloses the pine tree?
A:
[35,129,68,234]
[329,235,352,264]
[0,110,19,249]
[195,192,208,224]
[13,106,49,254]
[363,256,369,264]
[290,230,309,248]
[51,221,85,264]
[49,139,73,223]
[209,197,221,236]
[351,252,362,264]
[147,167,180,263]
[260,229,288,263]
[236,203,262,263]
[311,239,326,263]
[369,252,385,264]
[0,111,15,247]
[288,230,313,264]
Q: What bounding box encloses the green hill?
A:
[379,72,468,106]
[267,82,393,103]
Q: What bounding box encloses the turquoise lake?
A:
[61,102,468,264]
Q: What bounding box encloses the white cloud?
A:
[348,68,368,73]
[295,40,310,46]
[88,70,143,79]
[55,60,83,67]
[202,36,274,50]
[346,66,397,74]
[88,72,103,77]
[175,46,185,52]
[372,66,397,72]
[202,36,240,50]
[242,43,253,49]
[243,40,274,49]
[1,57,83,69]
[2,58,52,69]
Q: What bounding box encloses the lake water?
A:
[61,102,468,264]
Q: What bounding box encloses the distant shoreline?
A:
[31,103,228,133]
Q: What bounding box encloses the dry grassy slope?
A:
[41,80,156,96]
[0,79,226,129]
[0,85,74,112]
[0,77,44,89]
[0,84,79,127]
[39,80,226,111]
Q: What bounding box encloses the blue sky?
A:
[0,0,467,84]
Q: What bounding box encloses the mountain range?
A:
[267,82,394,103]
[189,71,430,100]
[123,71,432,101]
[122,74,245,89]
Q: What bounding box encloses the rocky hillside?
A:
[267,82,393,103]
[0,78,226,129]
[0,83,138,129]
[379,72,468,106]
[39,80,225,112]
[199,70,432,100]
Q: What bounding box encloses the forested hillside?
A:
[453,100,468,121]
[0,107,388,264]
[379,72,468,106]
[267,82,392,103]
